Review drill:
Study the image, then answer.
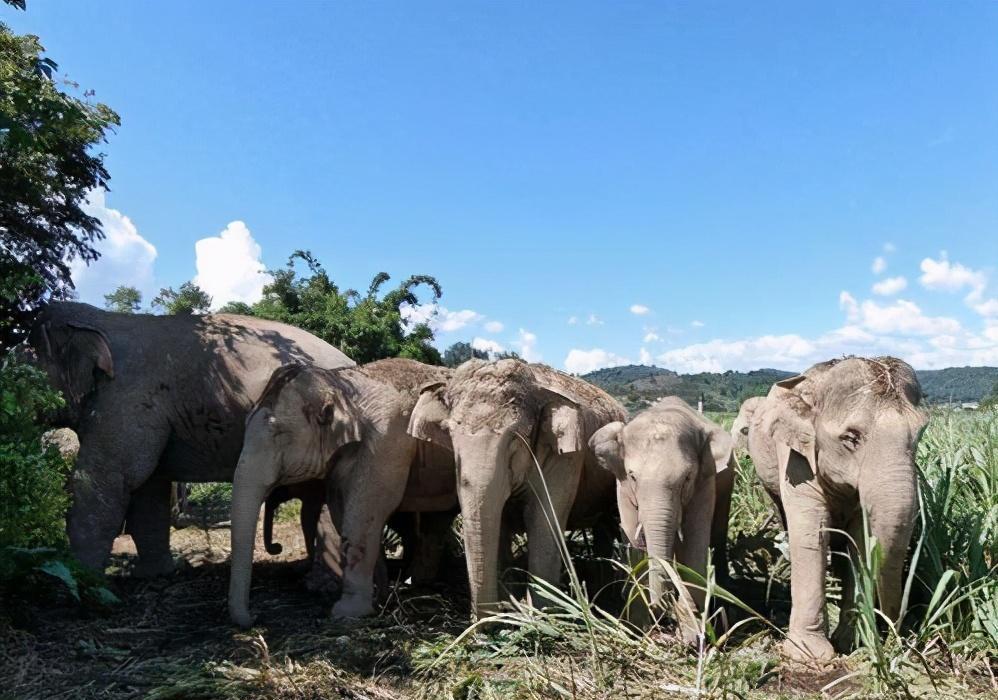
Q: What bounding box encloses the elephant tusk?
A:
[634,522,647,551]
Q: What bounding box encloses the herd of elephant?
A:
[22,302,928,663]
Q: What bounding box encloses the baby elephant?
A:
[228,359,452,628]
[589,397,735,643]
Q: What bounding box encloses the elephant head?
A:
[25,310,115,428]
[590,398,733,612]
[731,396,764,453]
[408,359,587,617]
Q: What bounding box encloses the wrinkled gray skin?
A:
[407,359,627,619]
[228,359,455,627]
[731,396,764,456]
[589,398,735,643]
[747,357,928,662]
[24,302,353,576]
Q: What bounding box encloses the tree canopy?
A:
[0,7,119,348]
[443,341,488,368]
[248,251,443,365]
[103,285,141,314]
[152,282,212,316]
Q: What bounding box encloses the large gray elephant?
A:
[746,356,928,661]
[228,358,455,627]
[589,398,735,643]
[23,302,353,575]
[731,396,764,455]
[407,359,627,619]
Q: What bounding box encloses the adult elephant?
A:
[747,356,928,661]
[24,302,353,576]
[588,397,736,643]
[407,359,627,619]
[227,358,456,627]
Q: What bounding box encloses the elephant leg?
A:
[304,503,343,594]
[408,511,455,586]
[227,467,272,628]
[125,473,175,577]
[710,463,734,583]
[523,454,583,608]
[830,512,863,653]
[299,488,324,562]
[67,429,166,573]
[674,475,715,645]
[779,454,835,662]
[331,453,408,619]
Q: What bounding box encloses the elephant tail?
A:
[263,489,284,555]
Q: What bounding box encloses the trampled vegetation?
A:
[1,407,995,699]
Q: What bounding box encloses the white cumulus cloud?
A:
[515,329,541,362]
[564,348,631,374]
[691,320,705,328]
[399,304,484,333]
[872,276,907,296]
[919,254,987,301]
[483,320,504,333]
[972,298,998,318]
[586,313,604,326]
[567,316,578,325]
[643,331,661,343]
[471,337,504,355]
[70,190,158,304]
[630,304,651,316]
[639,347,653,365]
[194,221,272,309]
[855,298,961,336]
[872,256,887,274]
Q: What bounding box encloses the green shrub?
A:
[0,356,71,548]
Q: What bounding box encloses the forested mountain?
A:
[582,364,998,413]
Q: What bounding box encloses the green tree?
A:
[0,5,119,348]
[152,282,212,315]
[443,341,488,368]
[251,251,443,364]
[216,301,254,315]
[103,285,141,314]
[0,356,71,548]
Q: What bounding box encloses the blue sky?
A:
[9,2,998,372]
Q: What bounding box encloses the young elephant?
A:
[261,481,325,558]
[747,357,928,661]
[228,359,453,627]
[408,359,627,619]
[589,398,735,643]
[731,396,764,455]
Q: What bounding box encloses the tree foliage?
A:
[250,251,443,364]
[0,356,71,548]
[443,341,488,368]
[103,285,141,314]
[152,282,212,316]
[0,8,119,348]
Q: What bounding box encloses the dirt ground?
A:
[0,522,469,700]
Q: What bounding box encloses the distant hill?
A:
[582,364,998,413]
[917,367,998,404]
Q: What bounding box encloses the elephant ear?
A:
[407,381,453,451]
[61,322,114,403]
[768,375,818,482]
[537,387,585,455]
[704,424,735,475]
[316,390,364,455]
[589,421,625,480]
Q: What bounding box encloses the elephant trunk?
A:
[638,487,682,607]
[860,459,919,622]
[263,489,283,555]
[457,454,509,620]
[228,462,269,628]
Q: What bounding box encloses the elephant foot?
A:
[229,606,255,629]
[783,633,836,663]
[132,554,176,579]
[331,595,374,619]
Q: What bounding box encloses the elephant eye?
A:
[840,429,862,451]
[739,426,749,436]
